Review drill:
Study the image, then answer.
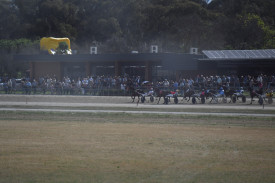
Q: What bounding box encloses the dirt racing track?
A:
[0,94,274,117]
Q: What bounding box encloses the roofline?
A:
[202,49,275,60]
[13,52,204,63]
[199,58,275,61]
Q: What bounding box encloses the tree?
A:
[0,39,39,76]
[0,0,20,39]
[142,0,222,52]
[56,42,69,55]
[0,0,275,54]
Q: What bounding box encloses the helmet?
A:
[220,87,223,90]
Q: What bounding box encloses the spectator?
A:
[32,79,37,94]
[163,79,169,88]
[25,80,32,94]
[217,76,222,87]
[173,81,178,91]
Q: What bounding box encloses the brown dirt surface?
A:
[0,119,274,183]
[0,94,275,182]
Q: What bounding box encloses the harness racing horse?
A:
[127,85,145,104]
[154,87,170,104]
[182,88,195,102]
[232,88,246,103]
[200,89,215,104]
[248,86,264,105]
[223,85,236,103]
[203,89,217,103]
[209,87,227,103]
[140,89,155,103]
[264,90,273,104]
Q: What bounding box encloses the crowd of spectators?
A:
[156,74,275,92]
[0,74,275,95]
[0,75,135,95]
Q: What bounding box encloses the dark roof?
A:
[202,49,275,60]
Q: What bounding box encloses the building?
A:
[13,49,275,81]
[200,49,275,76]
[14,52,202,81]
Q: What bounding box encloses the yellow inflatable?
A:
[40,37,72,55]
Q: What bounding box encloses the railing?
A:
[0,85,130,96]
[0,83,274,96]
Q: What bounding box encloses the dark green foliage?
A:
[0,39,39,53]
[0,39,39,76]
[56,41,69,54]
[0,0,274,53]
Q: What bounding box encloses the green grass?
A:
[1,103,275,114]
[0,110,274,127]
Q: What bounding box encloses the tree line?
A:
[0,0,275,76]
[1,0,275,52]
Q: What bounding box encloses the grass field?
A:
[0,111,274,183]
